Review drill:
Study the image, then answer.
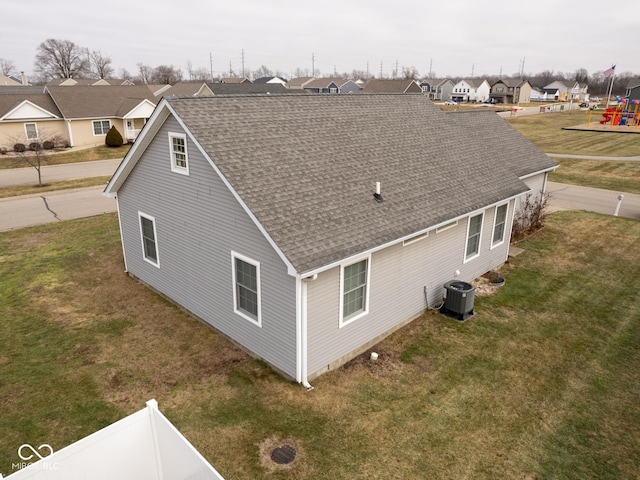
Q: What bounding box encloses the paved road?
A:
[547,181,640,220]
[0,186,116,232]
[0,159,122,187]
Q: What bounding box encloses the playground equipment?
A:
[592,97,640,127]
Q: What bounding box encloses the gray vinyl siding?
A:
[306,201,514,377]
[117,115,297,378]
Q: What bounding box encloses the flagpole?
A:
[606,68,616,107]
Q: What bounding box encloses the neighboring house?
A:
[422,78,455,101]
[45,85,157,145]
[490,79,532,104]
[158,82,206,97]
[543,81,589,102]
[253,76,288,86]
[218,77,252,84]
[287,77,316,90]
[0,93,66,147]
[451,79,491,102]
[196,83,292,96]
[1,400,224,480]
[104,94,556,385]
[0,73,28,86]
[302,77,361,94]
[361,79,422,93]
[530,87,553,102]
[625,78,640,102]
[47,78,136,86]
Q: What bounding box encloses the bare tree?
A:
[402,66,419,80]
[151,65,183,84]
[118,68,132,81]
[0,58,16,76]
[34,38,89,80]
[252,65,273,80]
[7,132,60,186]
[89,50,114,79]
[136,63,153,84]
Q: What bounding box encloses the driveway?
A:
[547,182,640,220]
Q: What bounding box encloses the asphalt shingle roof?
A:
[160,94,555,273]
[0,94,62,119]
[46,85,156,118]
[204,83,292,95]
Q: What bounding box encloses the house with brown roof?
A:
[361,79,422,93]
[287,77,316,90]
[0,85,157,149]
[490,79,532,104]
[104,94,556,385]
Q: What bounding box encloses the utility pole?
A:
[209,52,213,82]
[241,49,245,78]
[366,61,369,79]
[429,58,433,78]
[471,63,475,77]
[394,60,399,79]
[521,57,525,78]
[312,53,315,76]
[380,61,383,79]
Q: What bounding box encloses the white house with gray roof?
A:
[104,94,556,385]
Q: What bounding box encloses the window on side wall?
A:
[24,123,39,141]
[169,132,189,175]
[465,213,483,261]
[93,120,111,136]
[492,204,508,247]
[340,257,370,326]
[139,212,159,267]
[232,252,261,326]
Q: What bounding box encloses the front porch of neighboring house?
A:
[123,99,155,143]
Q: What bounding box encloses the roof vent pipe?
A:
[373,182,384,202]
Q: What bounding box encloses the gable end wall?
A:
[116,115,297,378]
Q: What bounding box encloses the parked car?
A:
[579,102,589,108]
[444,100,458,106]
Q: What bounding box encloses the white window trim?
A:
[24,122,39,141]
[138,212,160,268]
[464,212,484,263]
[339,254,371,328]
[169,132,189,175]
[231,251,262,327]
[92,119,111,136]
[491,203,509,249]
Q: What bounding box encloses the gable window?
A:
[93,120,111,135]
[340,256,370,326]
[139,212,159,267]
[24,123,39,141]
[232,253,261,326]
[492,204,508,247]
[169,132,189,174]
[465,213,483,261]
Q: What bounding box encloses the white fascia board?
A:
[0,100,60,121]
[103,98,171,196]
[519,165,558,181]
[122,99,156,119]
[299,193,525,279]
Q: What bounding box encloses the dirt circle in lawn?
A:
[258,436,303,472]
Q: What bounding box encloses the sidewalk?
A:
[0,158,122,187]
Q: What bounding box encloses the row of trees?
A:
[1,38,636,95]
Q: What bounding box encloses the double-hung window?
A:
[25,123,39,141]
[169,132,189,174]
[93,120,111,135]
[465,213,483,261]
[139,212,159,267]
[492,204,508,247]
[340,257,370,326]
[232,252,261,326]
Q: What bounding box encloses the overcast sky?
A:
[2,0,638,80]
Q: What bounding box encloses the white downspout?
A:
[300,275,315,390]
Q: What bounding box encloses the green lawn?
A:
[1,212,639,479]
[507,111,640,156]
[549,158,640,194]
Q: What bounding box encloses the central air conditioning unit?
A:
[441,280,475,321]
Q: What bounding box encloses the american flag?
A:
[604,65,616,78]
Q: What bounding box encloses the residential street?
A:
[0,157,639,231]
